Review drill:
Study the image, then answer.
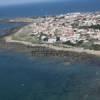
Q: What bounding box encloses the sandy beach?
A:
[4,36,100,57]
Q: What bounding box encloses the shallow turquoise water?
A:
[0,51,100,100]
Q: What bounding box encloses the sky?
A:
[0,0,69,6]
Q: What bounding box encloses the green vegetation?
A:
[91,44,100,50]
[12,34,40,44]
[79,24,100,29]
[89,24,100,29]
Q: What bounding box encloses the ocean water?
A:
[0,51,100,100]
[0,0,100,19]
[0,23,27,36]
[0,1,100,100]
[0,23,25,30]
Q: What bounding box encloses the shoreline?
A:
[4,36,100,57]
[0,41,98,63]
[0,37,100,65]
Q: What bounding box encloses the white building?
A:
[60,37,68,42]
[48,38,56,43]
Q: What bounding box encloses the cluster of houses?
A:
[28,12,100,45]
